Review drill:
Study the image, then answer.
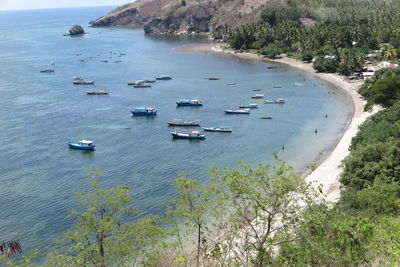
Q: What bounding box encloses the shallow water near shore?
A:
[0,7,351,256]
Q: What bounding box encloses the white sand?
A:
[181,43,379,202]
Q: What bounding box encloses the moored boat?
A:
[203,127,232,132]
[225,109,250,114]
[239,103,258,109]
[73,77,94,85]
[168,119,201,126]
[156,74,172,80]
[144,78,156,83]
[133,83,151,88]
[207,77,219,80]
[170,130,205,140]
[260,116,273,119]
[67,140,95,150]
[87,90,109,95]
[264,98,285,104]
[176,99,203,106]
[251,94,265,99]
[131,107,157,116]
[128,80,145,85]
[40,68,54,73]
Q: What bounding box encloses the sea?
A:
[0,6,352,257]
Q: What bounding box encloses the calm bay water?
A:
[0,7,351,254]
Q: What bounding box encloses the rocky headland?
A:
[90,0,273,34]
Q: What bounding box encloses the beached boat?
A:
[251,94,265,99]
[260,116,272,119]
[131,107,157,116]
[168,119,201,126]
[67,140,95,151]
[40,68,54,73]
[239,104,258,109]
[87,90,109,95]
[203,127,232,132]
[156,74,172,80]
[170,130,205,140]
[176,99,203,107]
[264,98,285,104]
[73,77,94,85]
[225,109,250,114]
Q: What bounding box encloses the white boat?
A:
[73,77,94,85]
[264,98,285,104]
[203,127,232,132]
[239,104,258,109]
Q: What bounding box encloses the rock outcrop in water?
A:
[69,25,85,36]
[90,0,272,35]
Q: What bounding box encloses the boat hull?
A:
[176,103,203,107]
[67,142,95,151]
[168,122,200,126]
[203,128,232,132]
[131,111,157,116]
[171,132,205,140]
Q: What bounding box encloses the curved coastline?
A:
[180,43,379,202]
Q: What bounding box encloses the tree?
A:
[209,156,318,267]
[45,171,163,266]
[166,176,219,265]
[261,43,283,59]
[313,56,339,73]
[384,45,398,60]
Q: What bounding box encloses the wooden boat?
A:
[203,127,232,132]
[239,104,258,109]
[260,116,272,119]
[73,77,94,85]
[67,140,95,151]
[87,90,109,95]
[176,99,203,107]
[264,98,285,104]
[131,107,157,116]
[168,119,201,126]
[251,94,265,99]
[128,80,145,85]
[40,68,54,73]
[133,83,151,88]
[170,130,205,140]
[156,74,172,80]
[225,109,250,114]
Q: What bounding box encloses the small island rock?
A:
[69,25,85,36]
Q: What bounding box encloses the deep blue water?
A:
[0,7,351,255]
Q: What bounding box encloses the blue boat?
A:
[156,74,172,80]
[176,99,203,106]
[170,130,205,140]
[131,107,157,116]
[225,109,251,114]
[67,140,95,151]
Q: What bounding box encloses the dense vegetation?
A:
[215,0,400,75]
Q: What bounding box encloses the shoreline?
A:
[180,43,378,202]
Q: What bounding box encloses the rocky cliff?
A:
[90,0,272,34]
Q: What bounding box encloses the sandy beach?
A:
[181,43,378,202]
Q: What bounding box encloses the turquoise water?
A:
[0,7,351,254]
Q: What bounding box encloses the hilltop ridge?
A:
[90,0,273,34]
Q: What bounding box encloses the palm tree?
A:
[384,45,398,60]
